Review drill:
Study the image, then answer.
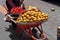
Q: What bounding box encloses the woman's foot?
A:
[32,28,40,39]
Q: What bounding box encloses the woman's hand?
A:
[20,0,24,6]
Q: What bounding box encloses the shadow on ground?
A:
[5,25,32,40]
[42,0,60,7]
[5,25,20,40]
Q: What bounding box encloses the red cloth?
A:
[11,7,26,14]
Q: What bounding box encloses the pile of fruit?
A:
[16,6,48,23]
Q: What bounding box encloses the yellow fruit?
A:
[28,6,32,10]
[39,12,42,14]
[31,11,34,13]
[19,20,22,22]
[30,19,33,22]
[31,13,35,15]
[26,15,30,17]
[36,9,38,11]
[40,16,43,18]
[34,12,38,15]
[16,21,19,23]
[26,19,29,22]
[34,14,37,17]
[21,15,25,17]
[28,17,31,19]
[20,19,23,22]
[32,7,39,11]
[20,17,23,19]
[45,14,48,17]
[23,17,26,19]
[31,16,35,19]
[37,18,41,21]
[45,17,48,19]
[27,11,31,13]
[33,12,36,14]
[34,17,37,21]
[16,19,21,22]
[42,18,45,20]
[38,13,41,16]
[17,18,21,20]
[42,12,45,15]
[24,13,27,15]
[43,14,46,17]
[23,20,27,22]
[32,7,37,9]
[26,12,30,15]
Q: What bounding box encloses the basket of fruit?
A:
[8,6,48,26]
[15,6,48,25]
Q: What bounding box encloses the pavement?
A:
[0,0,60,40]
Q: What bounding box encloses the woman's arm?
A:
[7,0,15,7]
[22,3,25,9]
[19,0,25,9]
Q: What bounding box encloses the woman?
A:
[6,0,40,38]
[5,0,25,29]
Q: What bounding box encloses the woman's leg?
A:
[6,1,12,12]
[11,21,17,29]
[11,14,19,29]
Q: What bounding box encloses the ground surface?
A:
[0,0,60,40]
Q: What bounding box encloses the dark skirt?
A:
[6,1,12,11]
[6,0,20,12]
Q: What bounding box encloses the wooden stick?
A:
[7,15,17,23]
[10,19,17,23]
